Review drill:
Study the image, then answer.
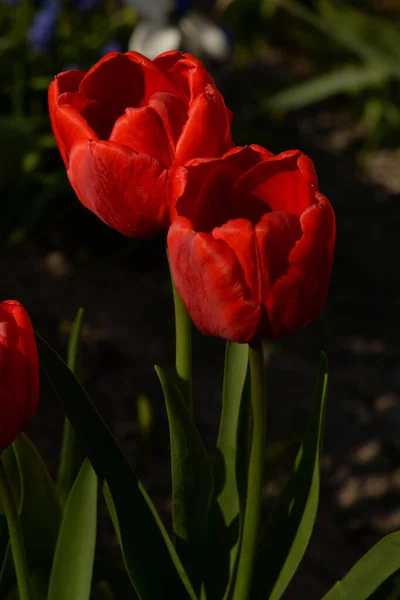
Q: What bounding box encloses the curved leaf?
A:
[251,353,328,600]
[322,532,400,600]
[48,458,97,600]
[204,342,249,600]
[155,366,213,593]
[0,434,61,594]
[36,334,197,600]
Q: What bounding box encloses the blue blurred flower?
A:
[74,0,102,12]
[27,0,60,52]
[101,40,123,55]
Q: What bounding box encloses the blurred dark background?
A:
[2,0,400,597]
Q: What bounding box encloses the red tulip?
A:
[0,301,39,449]
[49,51,233,238]
[168,145,335,343]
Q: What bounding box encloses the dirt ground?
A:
[2,71,400,598]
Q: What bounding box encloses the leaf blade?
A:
[155,366,213,593]
[48,458,97,600]
[36,334,197,600]
[251,352,328,600]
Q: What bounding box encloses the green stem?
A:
[232,341,266,600]
[0,458,31,600]
[170,261,193,412]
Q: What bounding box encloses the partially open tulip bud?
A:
[0,301,39,449]
[48,50,233,238]
[168,145,335,343]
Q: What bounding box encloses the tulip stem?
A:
[232,340,266,600]
[0,457,31,600]
[170,262,193,413]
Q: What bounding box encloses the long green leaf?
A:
[251,353,328,600]
[57,307,85,505]
[204,342,249,600]
[48,458,97,600]
[322,533,400,600]
[267,66,384,112]
[0,434,61,594]
[155,366,213,593]
[36,334,197,600]
[284,0,400,77]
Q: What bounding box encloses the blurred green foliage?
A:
[1,0,400,245]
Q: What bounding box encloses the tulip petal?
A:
[223,144,274,171]
[267,194,335,338]
[48,71,86,166]
[175,85,233,164]
[0,300,38,429]
[78,52,177,139]
[212,218,262,305]
[234,151,317,216]
[110,105,173,167]
[68,139,169,238]
[53,103,98,161]
[168,218,261,343]
[148,92,188,150]
[154,51,214,100]
[172,158,239,231]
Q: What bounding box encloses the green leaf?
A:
[36,334,197,600]
[204,342,249,600]
[0,434,61,594]
[48,458,97,600]
[322,532,400,600]
[251,352,328,600]
[57,308,85,505]
[267,66,384,112]
[155,366,213,593]
[284,0,400,77]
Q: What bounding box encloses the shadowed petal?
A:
[267,194,335,338]
[234,151,317,216]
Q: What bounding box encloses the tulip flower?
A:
[0,301,39,449]
[48,51,233,238]
[168,145,335,343]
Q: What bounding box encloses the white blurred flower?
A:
[128,4,230,63]
[129,21,182,59]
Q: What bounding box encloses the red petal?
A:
[173,158,239,231]
[255,211,303,298]
[154,51,214,100]
[212,218,262,305]
[48,70,86,166]
[0,300,38,429]
[53,102,98,160]
[234,151,317,216]
[223,144,274,172]
[110,105,173,167]
[267,194,335,338]
[78,52,177,139]
[175,85,233,164]
[68,139,169,238]
[168,218,261,342]
[148,92,188,151]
